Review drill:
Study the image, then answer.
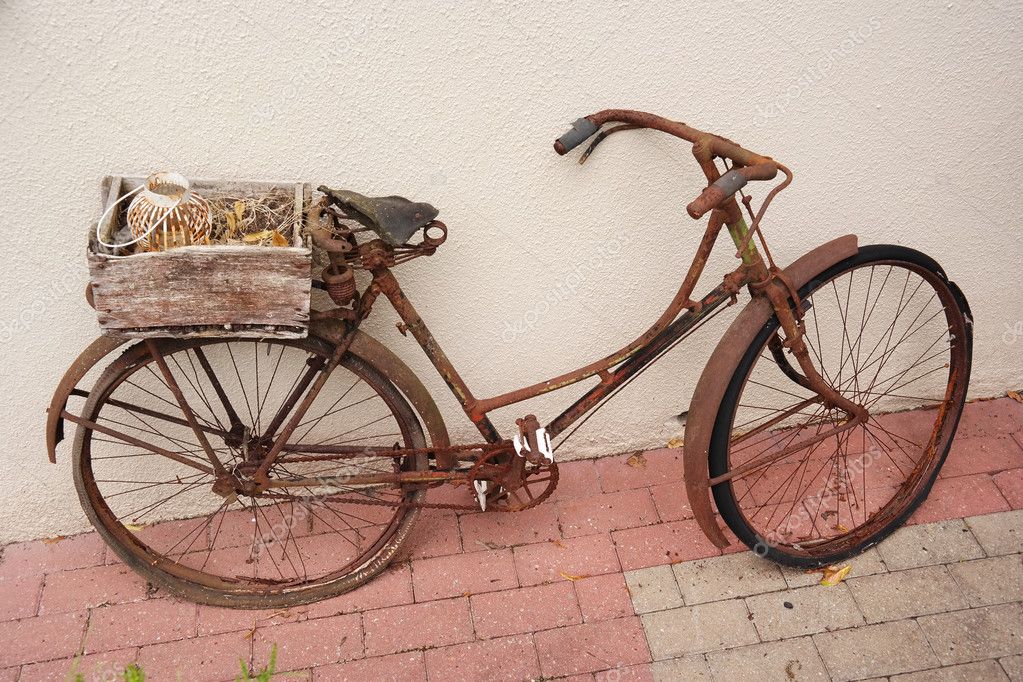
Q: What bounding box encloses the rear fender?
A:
[310,321,451,458]
[46,325,451,464]
[46,335,129,462]
[683,235,859,548]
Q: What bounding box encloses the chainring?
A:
[477,460,560,512]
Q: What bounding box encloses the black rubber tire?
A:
[710,245,973,568]
[73,337,428,608]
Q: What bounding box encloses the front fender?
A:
[683,235,859,548]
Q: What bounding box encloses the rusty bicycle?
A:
[47,109,972,607]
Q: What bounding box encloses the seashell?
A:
[127,172,211,251]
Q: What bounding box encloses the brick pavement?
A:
[1,396,1021,681]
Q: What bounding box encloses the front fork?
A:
[716,206,869,484]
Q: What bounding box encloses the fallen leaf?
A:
[271,230,289,247]
[550,539,567,549]
[225,212,237,237]
[124,523,146,532]
[234,200,246,221]
[475,540,503,551]
[41,535,66,545]
[559,571,591,582]
[626,452,647,468]
[267,610,293,621]
[243,229,274,243]
[820,564,851,586]
[833,523,850,533]
[666,437,684,449]
[1008,390,1023,404]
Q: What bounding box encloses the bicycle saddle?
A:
[318,186,439,246]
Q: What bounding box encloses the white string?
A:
[94,184,184,255]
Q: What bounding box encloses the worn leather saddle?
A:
[318,186,439,246]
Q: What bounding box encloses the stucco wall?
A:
[1,1,1020,543]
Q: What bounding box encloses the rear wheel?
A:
[73,337,428,607]
[710,245,972,567]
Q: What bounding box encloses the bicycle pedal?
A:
[473,479,489,511]
[513,414,554,465]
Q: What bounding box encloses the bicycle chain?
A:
[311,461,560,513]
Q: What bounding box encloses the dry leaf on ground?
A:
[666,437,684,449]
[559,571,591,581]
[820,564,851,586]
[626,452,647,468]
[1007,390,1023,404]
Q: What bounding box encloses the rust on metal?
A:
[48,107,884,571]
[682,235,859,547]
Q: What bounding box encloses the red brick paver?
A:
[314,651,426,681]
[363,598,474,656]
[534,616,651,677]
[424,634,541,681]
[513,534,621,586]
[86,599,197,652]
[470,581,581,638]
[411,547,518,601]
[1,395,1020,680]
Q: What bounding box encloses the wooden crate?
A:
[88,176,313,339]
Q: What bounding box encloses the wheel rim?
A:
[718,260,969,559]
[77,338,425,598]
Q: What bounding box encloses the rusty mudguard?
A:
[683,235,859,548]
[45,326,450,463]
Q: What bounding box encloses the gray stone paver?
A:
[918,602,1023,666]
[966,510,1023,557]
[890,659,1010,680]
[1000,654,1023,680]
[813,619,939,681]
[650,655,713,681]
[847,565,968,623]
[947,555,1023,607]
[624,564,684,614]
[745,584,865,641]
[641,600,759,659]
[780,547,888,589]
[877,519,985,570]
[671,551,787,604]
[704,636,830,681]
[630,511,1023,681]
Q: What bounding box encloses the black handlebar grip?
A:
[686,169,749,219]
[554,118,599,155]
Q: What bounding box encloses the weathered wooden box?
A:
[88,176,313,339]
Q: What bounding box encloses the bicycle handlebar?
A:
[553,109,780,219]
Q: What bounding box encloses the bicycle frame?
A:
[246,111,870,485]
[369,204,762,446]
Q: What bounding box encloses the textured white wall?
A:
[1,1,1020,542]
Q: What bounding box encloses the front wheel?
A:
[710,245,972,568]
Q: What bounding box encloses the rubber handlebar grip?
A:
[686,169,749,219]
[554,118,599,155]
